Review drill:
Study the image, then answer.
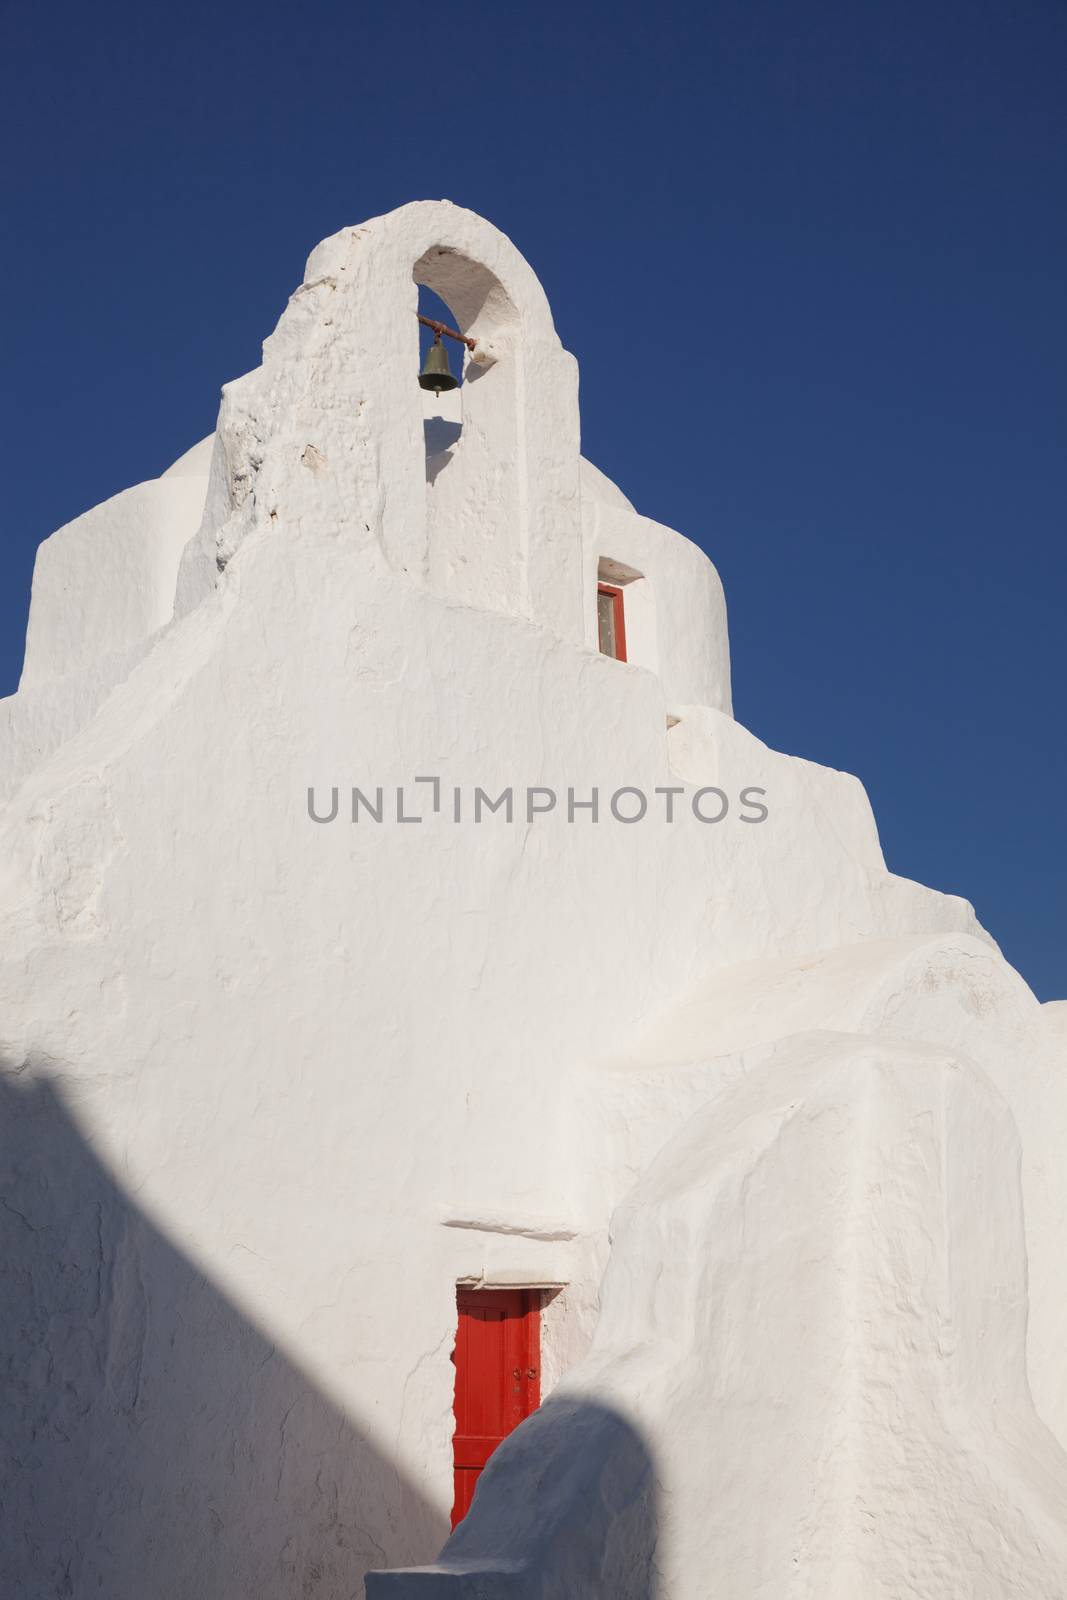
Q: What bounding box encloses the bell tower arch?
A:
[200,201,584,643]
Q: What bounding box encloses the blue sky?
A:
[1,0,1064,997]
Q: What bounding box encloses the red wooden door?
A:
[451,1288,540,1527]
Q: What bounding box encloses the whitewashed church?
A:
[2,201,1066,1599]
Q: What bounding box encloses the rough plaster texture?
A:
[384,1036,1067,1598]
[0,201,1063,1599]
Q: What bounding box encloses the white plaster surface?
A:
[385,1035,1067,1598]
[0,452,211,806]
[20,476,208,689]
[0,201,1062,1600]
[160,433,215,479]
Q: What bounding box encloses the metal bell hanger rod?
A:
[416,312,478,352]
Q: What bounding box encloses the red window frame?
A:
[597,582,627,662]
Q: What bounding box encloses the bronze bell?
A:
[418,333,459,394]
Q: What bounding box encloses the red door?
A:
[451,1288,540,1527]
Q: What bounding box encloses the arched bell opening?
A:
[418,283,465,486]
[412,246,524,614]
[414,244,519,340]
[414,249,519,492]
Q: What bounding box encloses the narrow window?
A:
[451,1287,540,1527]
[597,583,627,661]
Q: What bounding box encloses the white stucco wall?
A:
[20,475,208,690]
[388,1035,1067,1598]
[0,201,1063,1600]
[583,495,733,713]
[0,446,211,808]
